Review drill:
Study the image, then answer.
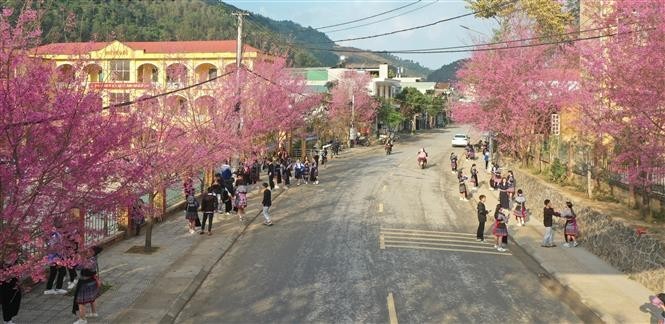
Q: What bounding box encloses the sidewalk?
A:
[459,158,656,323]
[13,147,370,324]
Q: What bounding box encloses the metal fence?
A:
[85,209,121,245]
[541,136,665,199]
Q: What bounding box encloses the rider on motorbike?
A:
[417,148,428,167]
[384,139,393,154]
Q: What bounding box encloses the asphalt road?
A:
[176,127,580,323]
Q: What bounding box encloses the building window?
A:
[208,68,218,80]
[109,92,130,106]
[110,60,130,81]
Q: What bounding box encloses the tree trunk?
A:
[144,191,155,251]
[587,167,593,198]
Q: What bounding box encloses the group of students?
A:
[455,145,580,252]
[34,226,104,324]
[474,185,580,253]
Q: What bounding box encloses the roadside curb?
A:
[157,189,287,324]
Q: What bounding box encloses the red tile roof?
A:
[34,40,259,55]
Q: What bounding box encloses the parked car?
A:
[451,134,469,147]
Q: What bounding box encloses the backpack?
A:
[186,200,198,213]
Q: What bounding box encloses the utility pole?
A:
[232,11,249,130]
[233,11,249,69]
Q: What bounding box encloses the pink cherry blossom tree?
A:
[0,8,142,281]
[328,71,379,140]
[453,16,578,162]
[577,1,665,190]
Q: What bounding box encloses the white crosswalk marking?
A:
[380,227,512,256]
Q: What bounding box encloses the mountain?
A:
[8,0,431,75]
[427,59,468,82]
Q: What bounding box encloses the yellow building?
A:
[34,40,260,109]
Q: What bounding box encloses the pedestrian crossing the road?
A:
[379,227,512,256]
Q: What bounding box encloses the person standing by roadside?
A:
[310,159,319,184]
[322,147,328,167]
[492,205,509,252]
[274,158,282,189]
[261,183,273,226]
[1,259,21,324]
[542,199,561,247]
[267,159,277,190]
[476,195,490,241]
[185,195,199,234]
[470,164,479,191]
[483,149,490,171]
[303,161,311,185]
[513,189,527,226]
[234,177,248,223]
[561,201,579,247]
[457,171,468,201]
[282,159,292,189]
[506,170,516,200]
[200,189,217,235]
[450,153,458,173]
[44,225,67,295]
[130,198,145,237]
[294,159,304,186]
[72,246,103,324]
[498,177,510,209]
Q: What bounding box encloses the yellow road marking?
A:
[382,235,492,246]
[382,239,496,250]
[380,234,385,250]
[384,244,511,256]
[378,203,384,213]
[381,227,476,236]
[387,292,398,324]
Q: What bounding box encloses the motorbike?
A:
[418,156,427,169]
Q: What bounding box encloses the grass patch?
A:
[125,245,160,254]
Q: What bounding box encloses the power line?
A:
[315,1,423,30]
[308,0,515,44]
[296,23,647,55]
[325,1,440,34]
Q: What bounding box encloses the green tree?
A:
[466,0,573,35]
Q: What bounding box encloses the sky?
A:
[225,0,497,70]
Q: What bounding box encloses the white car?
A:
[451,134,469,147]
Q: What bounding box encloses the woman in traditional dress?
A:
[457,171,468,201]
[498,177,510,209]
[506,170,516,199]
[513,189,527,226]
[450,153,458,173]
[492,205,509,252]
[470,164,479,191]
[234,176,248,223]
[1,260,21,324]
[561,201,579,247]
[72,246,103,324]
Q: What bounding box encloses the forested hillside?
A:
[427,59,467,82]
[6,0,431,74]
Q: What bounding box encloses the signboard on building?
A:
[90,82,152,90]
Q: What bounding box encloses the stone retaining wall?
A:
[514,169,665,292]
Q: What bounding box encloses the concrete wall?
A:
[514,169,665,292]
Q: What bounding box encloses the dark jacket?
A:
[262,189,272,207]
[201,194,218,212]
[543,207,560,227]
[477,202,488,222]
